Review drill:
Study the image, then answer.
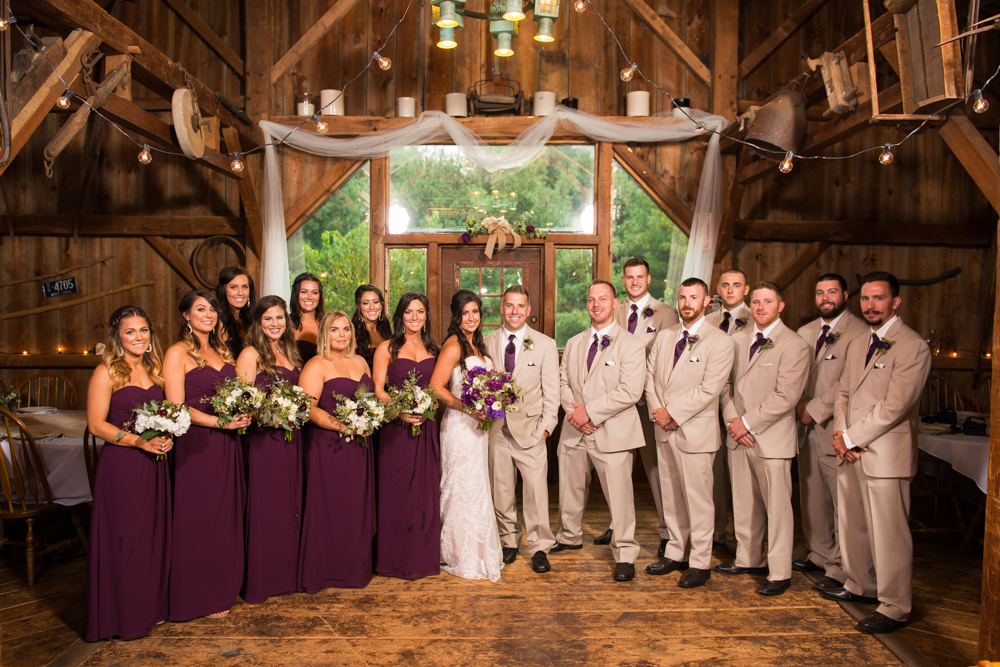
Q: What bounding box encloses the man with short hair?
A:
[643,278,734,588]
[552,280,647,582]
[794,273,869,591]
[824,271,930,634]
[719,281,811,596]
[604,257,679,556]
[485,285,560,574]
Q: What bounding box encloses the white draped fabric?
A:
[258,106,729,302]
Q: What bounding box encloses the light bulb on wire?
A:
[694,121,706,133]
[778,152,794,174]
[230,152,245,173]
[375,52,391,71]
[972,89,989,114]
[138,144,152,165]
[311,115,328,134]
[574,0,587,12]
[620,63,637,82]
[0,16,14,31]
[878,144,894,166]
[56,92,71,110]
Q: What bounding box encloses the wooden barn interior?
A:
[0,0,998,664]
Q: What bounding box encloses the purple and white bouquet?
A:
[133,399,191,460]
[333,385,387,445]
[256,381,313,441]
[206,376,265,434]
[460,366,520,432]
[386,369,439,437]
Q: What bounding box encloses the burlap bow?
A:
[482,216,521,259]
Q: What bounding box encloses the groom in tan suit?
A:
[485,285,559,574]
[643,278,734,588]
[825,271,931,634]
[720,281,810,596]
[552,279,647,581]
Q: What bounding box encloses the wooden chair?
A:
[18,374,78,411]
[0,408,87,585]
[82,427,101,496]
[975,376,991,414]
[920,375,964,416]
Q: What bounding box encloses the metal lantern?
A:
[534,0,559,42]
[432,0,465,28]
[503,0,526,20]
[490,1,517,57]
[745,89,808,155]
[437,12,463,48]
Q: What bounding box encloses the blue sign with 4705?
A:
[42,277,79,298]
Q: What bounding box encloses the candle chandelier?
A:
[432,0,560,54]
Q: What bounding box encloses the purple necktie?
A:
[673,331,690,368]
[749,332,766,362]
[720,311,731,334]
[628,304,638,334]
[586,333,599,370]
[865,332,880,366]
[505,334,516,373]
[815,324,830,358]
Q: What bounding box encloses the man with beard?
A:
[643,278,734,588]
[794,274,868,591]
[824,272,930,634]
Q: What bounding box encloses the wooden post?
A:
[595,142,613,282]
[370,157,388,293]
[243,0,273,281]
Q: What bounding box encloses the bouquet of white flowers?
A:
[133,399,191,460]
[333,385,387,445]
[256,381,313,441]
[206,376,264,434]
[0,389,18,412]
[386,369,439,437]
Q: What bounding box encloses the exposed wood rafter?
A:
[611,145,693,233]
[159,0,244,76]
[285,159,366,237]
[774,242,831,291]
[739,0,832,80]
[2,214,245,236]
[735,220,993,246]
[620,0,712,86]
[714,146,750,262]
[270,0,364,85]
[223,127,264,257]
[144,235,208,289]
[938,112,1000,215]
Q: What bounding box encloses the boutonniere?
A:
[522,336,535,351]
[600,334,614,350]
[821,330,841,348]
[686,335,701,351]
[734,317,748,330]
[642,306,655,319]
[759,338,775,351]
[876,339,895,356]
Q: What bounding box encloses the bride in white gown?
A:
[429,289,504,582]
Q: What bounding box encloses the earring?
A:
[187,322,193,334]
[115,343,124,356]
[147,345,152,353]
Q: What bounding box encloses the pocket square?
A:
[527,361,537,366]
[762,363,774,366]
[646,326,656,333]
[875,362,886,369]
[605,360,616,366]
[824,354,837,360]
[689,357,701,363]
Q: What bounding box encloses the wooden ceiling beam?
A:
[159,0,244,76]
[223,126,264,258]
[735,220,993,246]
[144,235,209,289]
[612,144,693,233]
[937,112,1000,215]
[774,241,831,291]
[2,214,245,236]
[738,0,832,81]
[285,159,365,237]
[270,0,364,85]
[620,0,712,86]
[714,146,750,262]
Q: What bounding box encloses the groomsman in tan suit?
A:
[552,280,647,581]
[719,281,811,596]
[705,269,751,545]
[794,273,868,591]
[643,278,734,588]
[485,285,559,574]
[824,271,931,634]
[604,257,679,557]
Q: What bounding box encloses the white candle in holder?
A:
[533,91,556,116]
[397,96,417,118]
[626,90,650,117]
[320,89,345,116]
[445,92,468,117]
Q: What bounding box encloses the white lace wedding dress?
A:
[439,356,504,582]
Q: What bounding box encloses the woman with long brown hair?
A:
[351,284,392,369]
[215,266,257,359]
[236,295,304,605]
[163,290,250,620]
[290,272,324,363]
[85,306,172,640]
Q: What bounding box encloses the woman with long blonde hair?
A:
[85,306,172,640]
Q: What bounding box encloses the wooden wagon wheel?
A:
[192,235,247,288]
[172,88,206,158]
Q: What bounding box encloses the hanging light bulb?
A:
[438,27,458,48]
[620,63,637,82]
[694,121,706,133]
[502,0,525,21]
[778,152,794,174]
[138,144,152,165]
[878,144,894,166]
[311,115,328,133]
[437,0,459,28]
[972,89,989,114]
[574,0,587,12]
[230,152,245,173]
[375,52,392,71]
[494,32,514,57]
[56,92,71,110]
[0,17,10,31]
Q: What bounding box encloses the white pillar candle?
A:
[445,92,468,117]
[626,90,650,117]
[319,89,345,116]
[397,96,417,118]
[533,91,556,116]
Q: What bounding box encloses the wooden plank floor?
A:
[0,481,983,667]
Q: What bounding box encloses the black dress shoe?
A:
[812,576,845,592]
[613,563,635,582]
[856,611,907,634]
[678,568,711,588]
[502,547,517,564]
[530,551,551,573]
[820,587,879,605]
[645,558,689,576]
[593,529,613,545]
[714,562,768,576]
[792,558,823,573]
[756,579,791,596]
[657,538,668,558]
[549,542,583,553]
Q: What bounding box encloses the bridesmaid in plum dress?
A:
[352,284,391,371]
[85,306,173,641]
[290,272,324,364]
[215,266,256,359]
[298,310,376,591]
[372,292,442,579]
[236,295,304,605]
[163,290,251,620]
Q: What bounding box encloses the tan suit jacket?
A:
[705,303,750,337]
[833,318,931,478]
[559,321,646,453]
[722,319,811,459]
[485,326,559,448]
[644,323,735,454]
[798,312,870,454]
[614,295,679,353]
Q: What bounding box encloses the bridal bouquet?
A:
[460,366,520,432]
[256,381,313,441]
[333,385,387,445]
[0,389,19,412]
[206,376,264,434]
[133,399,191,460]
[386,369,439,437]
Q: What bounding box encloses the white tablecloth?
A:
[0,436,93,506]
[917,431,990,494]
